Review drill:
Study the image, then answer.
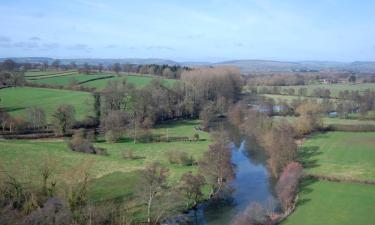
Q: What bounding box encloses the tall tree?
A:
[26,106,46,129]
[136,162,169,224]
[178,172,205,208]
[51,59,60,70]
[51,104,75,135]
[112,63,121,74]
[198,133,235,198]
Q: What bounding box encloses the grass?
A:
[0,120,210,202]
[25,70,76,77]
[0,87,93,121]
[300,132,375,180]
[82,74,176,89]
[262,94,331,102]
[282,179,375,225]
[273,116,375,127]
[25,69,176,89]
[28,73,112,86]
[258,83,375,98]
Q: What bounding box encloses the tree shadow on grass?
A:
[4,106,25,112]
[296,177,318,207]
[299,146,322,169]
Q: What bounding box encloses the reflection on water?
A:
[189,140,278,225]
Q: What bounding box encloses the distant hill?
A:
[0,57,178,66]
[1,57,374,73]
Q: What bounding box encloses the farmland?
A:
[0,120,210,202]
[300,131,375,181]
[0,87,93,121]
[82,74,176,89]
[25,70,176,89]
[258,83,375,98]
[282,180,375,225]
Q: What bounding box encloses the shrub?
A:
[69,129,106,155]
[166,150,194,166]
[275,162,303,212]
[122,149,134,160]
[193,133,200,141]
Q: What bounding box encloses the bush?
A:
[275,162,303,212]
[327,124,375,132]
[69,129,106,155]
[122,149,134,160]
[166,150,194,166]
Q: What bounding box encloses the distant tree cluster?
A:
[97,67,243,142]
[0,59,25,87]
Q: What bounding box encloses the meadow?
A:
[273,116,375,127]
[82,74,176,89]
[261,94,332,102]
[25,69,176,89]
[0,120,210,202]
[300,131,375,181]
[258,83,375,98]
[282,179,375,225]
[27,73,113,86]
[0,87,93,121]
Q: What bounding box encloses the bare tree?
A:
[51,104,75,135]
[112,63,121,75]
[198,133,235,198]
[178,172,205,208]
[262,122,297,177]
[26,106,46,130]
[101,110,129,143]
[136,162,169,224]
[275,162,303,213]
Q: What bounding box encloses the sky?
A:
[0,0,374,62]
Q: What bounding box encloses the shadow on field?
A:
[4,106,26,112]
[296,177,318,207]
[299,146,321,169]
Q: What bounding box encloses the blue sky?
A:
[0,0,374,62]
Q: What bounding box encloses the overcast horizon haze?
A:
[1,0,374,62]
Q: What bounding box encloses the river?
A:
[188,136,279,225]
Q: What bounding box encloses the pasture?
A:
[300,131,375,181]
[0,87,93,121]
[282,179,375,225]
[82,74,176,89]
[258,83,375,98]
[25,69,176,89]
[0,120,210,202]
[28,73,113,86]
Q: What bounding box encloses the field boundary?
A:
[304,173,375,185]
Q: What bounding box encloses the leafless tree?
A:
[178,172,205,208]
[136,162,169,224]
[26,106,46,130]
[51,104,75,135]
[198,133,235,198]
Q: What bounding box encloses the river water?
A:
[188,138,279,225]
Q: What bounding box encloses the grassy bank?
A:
[0,87,93,121]
[282,179,375,225]
[300,131,375,181]
[0,120,210,202]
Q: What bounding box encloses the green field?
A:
[282,179,375,225]
[28,73,112,86]
[0,120,210,202]
[300,132,375,180]
[273,116,375,127]
[25,69,176,89]
[258,83,375,98]
[82,74,176,89]
[25,70,77,78]
[262,94,331,102]
[0,87,93,121]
